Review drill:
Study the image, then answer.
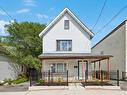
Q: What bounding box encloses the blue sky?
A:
[0,0,127,46]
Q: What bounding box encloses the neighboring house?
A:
[92,20,127,79]
[0,52,21,81]
[38,8,112,82]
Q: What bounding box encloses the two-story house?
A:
[38,8,112,81]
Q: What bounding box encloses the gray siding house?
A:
[0,53,21,81]
[92,20,127,79]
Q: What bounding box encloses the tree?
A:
[3,21,46,70]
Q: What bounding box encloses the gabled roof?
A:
[39,8,94,38]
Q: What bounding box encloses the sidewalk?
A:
[27,83,127,95]
[0,83,127,95]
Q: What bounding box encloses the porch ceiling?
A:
[38,53,113,62]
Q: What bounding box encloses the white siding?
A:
[43,13,91,53]
[125,21,127,72]
[42,59,85,80]
[92,24,126,78]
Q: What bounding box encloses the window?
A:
[51,63,66,73]
[57,63,63,72]
[51,64,56,73]
[64,20,69,29]
[57,40,72,51]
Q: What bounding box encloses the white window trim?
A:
[50,63,66,73]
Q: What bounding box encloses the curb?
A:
[29,86,69,91]
[85,86,121,91]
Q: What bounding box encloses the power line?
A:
[95,3,127,36]
[0,6,32,24]
[0,6,13,20]
[92,0,107,30]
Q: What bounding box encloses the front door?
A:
[74,65,78,80]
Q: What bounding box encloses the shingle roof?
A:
[38,53,113,60]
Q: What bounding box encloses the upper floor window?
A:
[64,20,69,29]
[56,40,72,51]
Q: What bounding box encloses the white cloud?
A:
[23,0,36,6]
[17,8,30,14]
[37,14,49,19]
[0,20,10,36]
[0,10,6,15]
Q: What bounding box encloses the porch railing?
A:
[29,69,120,86]
[29,69,68,86]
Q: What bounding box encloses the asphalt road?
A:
[0,82,29,92]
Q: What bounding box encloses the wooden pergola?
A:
[38,53,113,81]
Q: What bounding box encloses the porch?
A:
[38,53,113,83]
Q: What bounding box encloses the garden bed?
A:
[36,82,68,86]
[81,81,113,86]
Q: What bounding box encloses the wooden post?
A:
[94,62,96,79]
[78,61,79,80]
[107,58,110,80]
[99,61,101,80]
[66,60,69,82]
[82,60,84,80]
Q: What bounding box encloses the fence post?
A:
[48,70,50,85]
[85,70,87,87]
[67,70,68,86]
[117,70,119,86]
[101,70,103,86]
[29,71,32,86]
[122,72,125,80]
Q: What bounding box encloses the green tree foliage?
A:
[3,21,46,70]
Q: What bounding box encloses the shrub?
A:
[13,74,28,84]
[3,78,13,85]
[37,79,45,85]
[0,80,4,86]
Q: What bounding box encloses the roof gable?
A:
[39,8,94,38]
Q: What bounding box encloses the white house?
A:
[92,20,127,79]
[38,8,112,82]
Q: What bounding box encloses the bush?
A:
[13,74,28,84]
[3,78,13,85]
[0,80,4,86]
[1,74,28,86]
[13,78,27,84]
[37,79,45,85]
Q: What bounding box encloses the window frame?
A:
[56,40,72,51]
[64,20,69,29]
[51,63,67,73]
